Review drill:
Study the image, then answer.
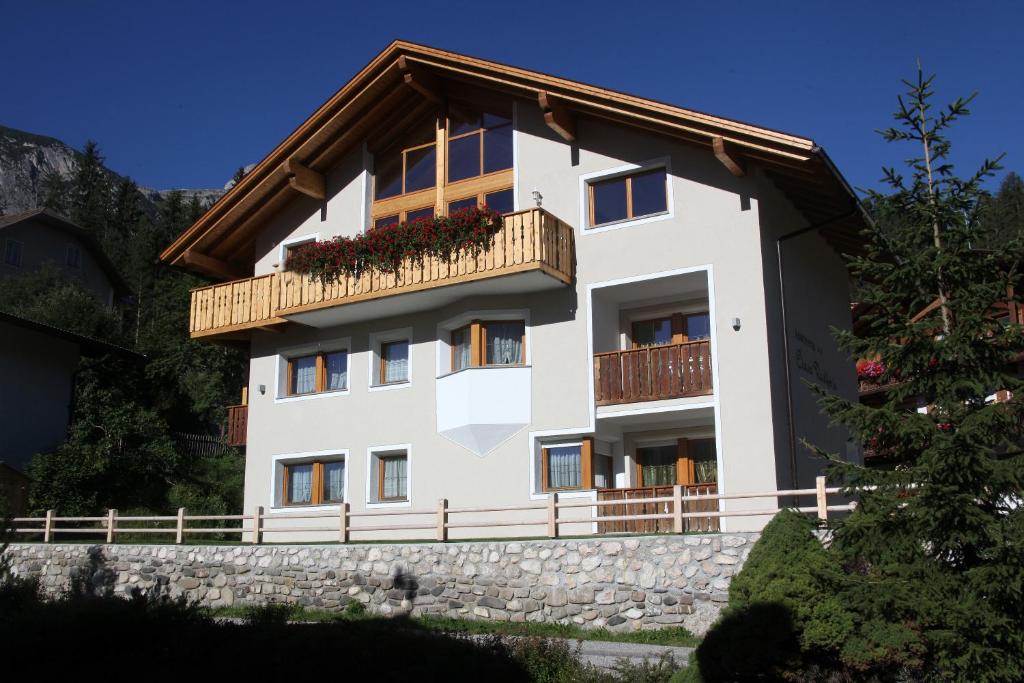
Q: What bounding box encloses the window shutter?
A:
[676,438,694,486]
[581,438,594,489]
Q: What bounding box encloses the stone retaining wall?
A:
[5,532,757,634]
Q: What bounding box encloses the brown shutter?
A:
[581,438,594,490]
[676,438,694,486]
[541,447,550,491]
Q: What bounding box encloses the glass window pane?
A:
[325,351,347,391]
[404,145,436,192]
[374,215,400,230]
[451,326,472,371]
[633,318,672,347]
[449,109,481,136]
[591,176,628,226]
[483,124,513,174]
[686,313,711,340]
[447,197,478,214]
[286,464,313,504]
[406,206,434,223]
[382,456,407,499]
[483,189,514,215]
[631,168,667,217]
[374,152,402,200]
[381,340,409,383]
[547,446,581,489]
[482,111,511,129]
[639,445,677,486]
[447,134,480,182]
[691,439,717,483]
[485,321,524,365]
[322,461,345,503]
[593,454,613,489]
[290,355,317,394]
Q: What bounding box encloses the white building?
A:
[160,42,864,539]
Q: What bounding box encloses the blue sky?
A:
[3,1,1020,193]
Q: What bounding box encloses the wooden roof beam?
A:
[284,159,325,200]
[182,250,246,280]
[712,137,746,177]
[538,91,576,142]
[398,55,442,104]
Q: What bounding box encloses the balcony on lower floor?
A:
[188,208,575,340]
[594,340,713,406]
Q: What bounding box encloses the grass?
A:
[212,604,700,648]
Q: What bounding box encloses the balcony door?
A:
[635,437,717,487]
[631,312,710,349]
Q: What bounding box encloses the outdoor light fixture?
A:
[532,190,543,207]
[259,384,266,395]
[732,317,741,331]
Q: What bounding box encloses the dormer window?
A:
[370,103,514,229]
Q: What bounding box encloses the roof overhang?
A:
[160,40,866,278]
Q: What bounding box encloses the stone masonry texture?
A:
[5,532,757,635]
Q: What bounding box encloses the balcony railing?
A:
[596,484,719,534]
[593,340,713,406]
[226,404,248,447]
[188,208,575,338]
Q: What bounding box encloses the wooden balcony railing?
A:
[189,208,575,338]
[596,484,719,534]
[226,404,248,447]
[594,340,713,406]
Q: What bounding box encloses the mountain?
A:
[0,124,228,215]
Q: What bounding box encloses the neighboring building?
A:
[0,208,129,306]
[0,312,143,514]
[160,42,865,538]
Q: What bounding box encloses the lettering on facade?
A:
[793,329,836,391]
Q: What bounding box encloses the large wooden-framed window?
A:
[630,312,711,348]
[282,459,345,507]
[376,453,408,502]
[541,438,595,492]
[379,340,410,385]
[449,320,525,371]
[370,103,514,228]
[286,350,348,396]
[635,438,717,487]
[587,167,668,228]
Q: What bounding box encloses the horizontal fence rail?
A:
[594,340,713,406]
[188,208,575,338]
[9,478,855,545]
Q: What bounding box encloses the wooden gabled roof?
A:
[160,40,866,278]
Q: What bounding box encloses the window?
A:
[588,167,667,228]
[632,317,673,348]
[630,312,710,348]
[593,454,614,489]
[380,340,409,384]
[637,445,678,486]
[541,438,595,492]
[370,104,514,229]
[65,244,81,269]
[286,350,348,396]
[281,458,345,506]
[378,454,408,501]
[3,239,23,267]
[635,438,717,487]
[449,320,525,371]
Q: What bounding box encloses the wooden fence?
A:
[597,484,719,534]
[9,478,854,545]
[594,340,713,406]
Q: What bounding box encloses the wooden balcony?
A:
[226,404,248,447]
[597,484,719,534]
[594,340,713,406]
[188,208,575,339]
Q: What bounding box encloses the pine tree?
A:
[37,169,70,214]
[814,68,1024,680]
[70,141,112,236]
[979,171,1024,246]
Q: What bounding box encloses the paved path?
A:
[568,639,692,671]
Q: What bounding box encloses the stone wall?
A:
[5,532,757,635]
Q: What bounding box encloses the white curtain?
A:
[452,327,472,371]
[382,457,407,499]
[292,356,317,394]
[326,352,348,391]
[486,322,523,365]
[288,464,313,504]
[547,446,581,489]
[383,341,409,383]
[323,461,345,502]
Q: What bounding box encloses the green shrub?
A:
[344,598,367,617]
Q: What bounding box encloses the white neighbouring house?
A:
[160,42,865,540]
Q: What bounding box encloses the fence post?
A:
[251,506,263,544]
[106,508,117,544]
[339,502,349,544]
[547,492,559,538]
[44,509,54,543]
[436,498,448,542]
[672,485,683,534]
[176,507,186,544]
[815,476,828,521]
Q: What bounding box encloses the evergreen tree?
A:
[230,166,247,188]
[979,171,1024,246]
[815,68,1024,681]
[37,169,70,214]
[69,141,112,237]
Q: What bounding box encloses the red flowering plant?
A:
[286,207,504,283]
[855,358,886,380]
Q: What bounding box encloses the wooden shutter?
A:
[581,438,594,490]
[676,438,694,486]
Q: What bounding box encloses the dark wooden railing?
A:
[596,484,719,533]
[593,340,713,406]
[226,404,248,447]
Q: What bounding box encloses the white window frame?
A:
[365,443,412,508]
[578,157,674,234]
[274,336,351,403]
[435,309,531,377]
[278,232,320,267]
[3,238,24,268]
[269,449,348,512]
[368,327,413,391]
